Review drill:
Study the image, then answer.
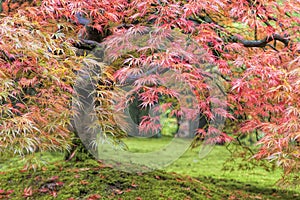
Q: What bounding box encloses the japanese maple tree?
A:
[0,0,299,181]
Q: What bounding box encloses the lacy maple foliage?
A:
[0,0,299,179]
[0,12,84,159]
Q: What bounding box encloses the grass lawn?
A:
[0,136,299,199]
[122,137,290,189]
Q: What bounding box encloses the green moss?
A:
[0,158,299,199]
[1,138,299,199]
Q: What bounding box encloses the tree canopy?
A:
[0,0,299,182]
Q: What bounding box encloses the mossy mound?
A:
[0,159,299,199]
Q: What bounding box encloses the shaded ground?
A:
[0,158,299,200]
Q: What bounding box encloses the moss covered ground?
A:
[0,137,300,199]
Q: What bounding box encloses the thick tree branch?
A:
[232,34,289,48]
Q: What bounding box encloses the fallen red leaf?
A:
[49,176,59,181]
[23,187,33,197]
[6,190,13,195]
[38,188,49,193]
[80,180,89,185]
[74,174,81,179]
[113,189,123,195]
[56,181,64,186]
[50,190,57,197]
[131,182,138,188]
[20,166,28,173]
[87,194,101,200]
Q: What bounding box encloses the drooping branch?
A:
[73,39,102,51]
[189,11,291,49]
[124,66,169,85]
[0,49,15,63]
